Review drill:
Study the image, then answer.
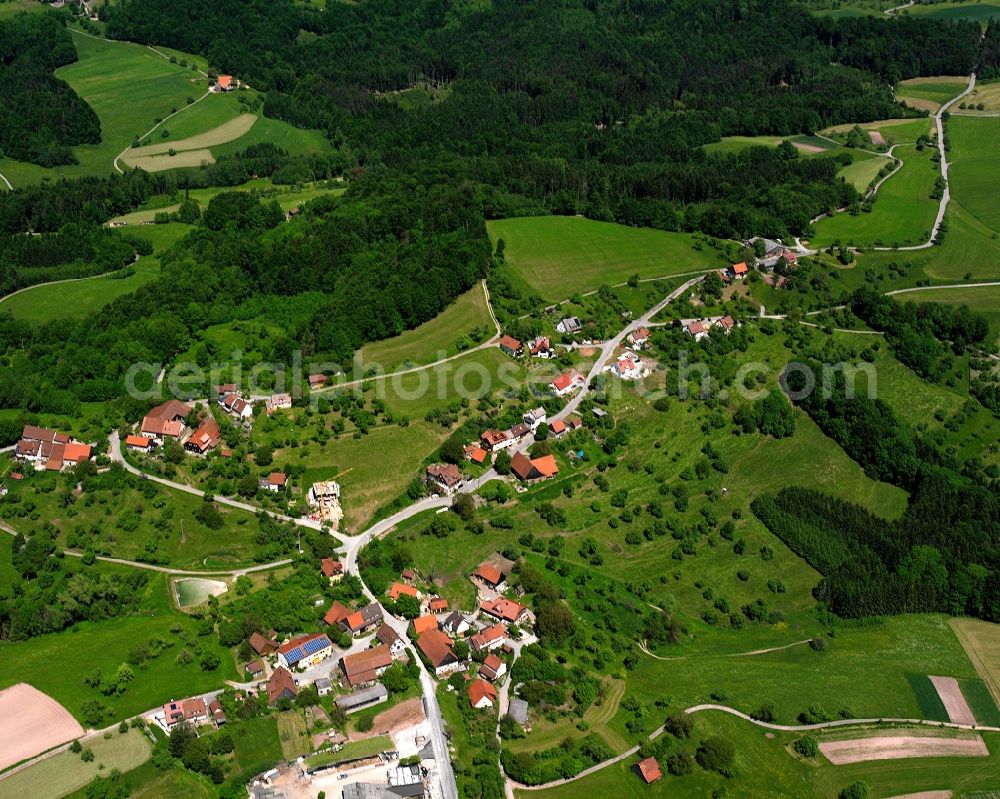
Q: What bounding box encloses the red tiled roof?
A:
[480,596,527,623]
[324,601,351,626]
[249,632,276,655]
[467,678,497,708]
[321,558,343,578]
[637,757,662,783]
[267,667,297,704]
[417,629,457,668]
[532,454,558,477]
[499,335,522,352]
[549,419,567,435]
[732,261,749,274]
[340,644,392,687]
[471,622,505,650]
[389,582,419,601]
[426,463,462,488]
[474,563,503,586]
[125,434,151,449]
[268,472,287,486]
[412,615,438,635]
[429,597,449,612]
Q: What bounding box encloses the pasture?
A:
[487,216,729,300]
[838,154,891,191]
[810,144,940,248]
[951,617,1000,710]
[0,729,151,799]
[957,78,1000,113]
[947,116,1000,233]
[356,282,496,370]
[896,76,969,112]
[0,614,236,724]
[905,1,1000,25]
[0,255,162,323]
[821,117,934,146]
[0,0,45,17]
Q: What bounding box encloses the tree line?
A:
[0,14,100,166]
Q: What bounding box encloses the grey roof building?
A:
[507,698,529,726]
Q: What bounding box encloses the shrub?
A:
[793,735,819,758]
[695,736,735,776]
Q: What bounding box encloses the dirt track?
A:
[347,698,425,741]
[819,733,988,765]
[929,676,976,725]
[0,684,84,771]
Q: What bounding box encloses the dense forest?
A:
[0,167,490,412]
[0,14,100,165]
[753,353,1000,622]
[102,0,983,238]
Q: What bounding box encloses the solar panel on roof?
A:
[285,646,304,663]
[303,637,328,655]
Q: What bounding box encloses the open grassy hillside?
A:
[0,29,330,187]
[487,216,731,300]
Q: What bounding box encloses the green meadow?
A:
[487,216,730,300]
[896,76,969,112]
[906,0,1000,25]
[810,143,940,248]
[894,284,1000,346]
[356,282,495,371]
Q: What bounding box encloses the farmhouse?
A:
[471,623,506,653]
[480,596,529,624]
[468,678,497,709]
[556,316,582,334]
[511,451,559,483]
[636,757,662,784]
[323,600,352,626]
[14,426,92,471]
[479,653,507,682]
[265,393,292,413]
[498,335,524,358]
[550,371,585,397]
[417,629,459,676]
[215,74,234,92]
[249,631,277,656]
[428,596,449,613]
[336,683,389,714]
[375,624,406,657]
[481,429,515,452]
[141,400,191,441]
[246,660,265,678]
[267,667,298,705]
[261,472,287,492]
[321,558,344,583]
[549,418,567,436]
[473,562,507,591]
[412,614,439,636]
[220,393,252,420]
[529,337,554,358]
[163,697,208,727]
[342,603,383,636]
[389,582,420,602]
[442,611,472,637]
[276,632,333,670]
[307,373,327,389]
[340,644,393,688]
[425,463,463,494]
[684,320,709,342]
[184,416,221,454]
[124,434,153,452]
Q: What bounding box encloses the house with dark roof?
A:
[141,400,191,442]
[507,698,529,727]
[479,653,506,682]
[442,611,471,637]
[425,463,463,495]
[375,624,406,657]
[219,393,253,420]
[340,644,393,688]
[209,699,226,725]
[249,631,277,656]
[336,683,389,714]
[277,633,333,670]
[246,660,265,678]
[523,407,547,430]
[267,666,298,705]
[416,629,459,676]
[321,558,344,583]
[184,416,221,454]
[556,317,582,335]
[15,426,93,472]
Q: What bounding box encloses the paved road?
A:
[872,73,976,252]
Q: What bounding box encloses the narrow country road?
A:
[0,265,136,308]
[886,281,1000,295]
[0,171,11,191]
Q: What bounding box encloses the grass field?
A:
[956,78,1000,113]
[0,255,162,323]
[487,217,729,299]
[356,282,495,371]
[276,710,312,759]
[0,30,330,188]
[119,763,216,799]
[0,612,236,724]
[0,0,46,18]
[517,710,1000,799]
[905,673,951,721]
[959,678,1000,726]
[896,76,969,112]
[838,154,891,191]
[905,1,1000,25]
[303,735,393,770]
[231,717,283,776]
[947,116,1000,233]
[0,729,151,799]
[951,618,1000,711]
[811,143,939,248]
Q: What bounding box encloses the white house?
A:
[556,317,582,335]
[523,407,547,430]
[276,633,333,671]
[684,321,710,342]
[219,393,253,420]
[627,327,651,349]
[550,372,585,397]
[610,351,644,380]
